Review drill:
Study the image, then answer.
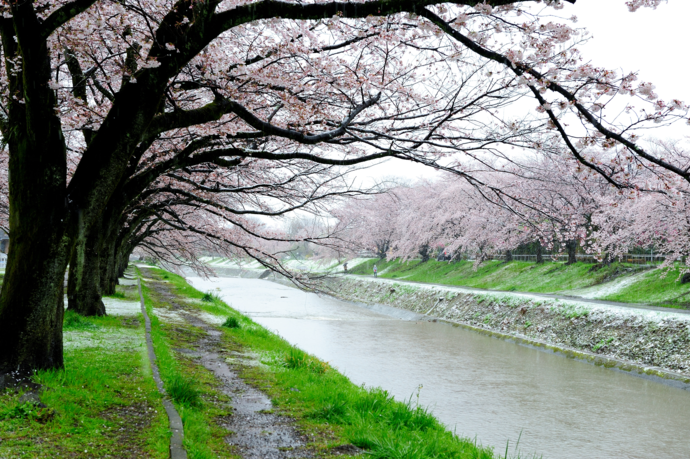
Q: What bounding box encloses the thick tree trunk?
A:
[117,250,131,278]
[566,240,578,265]
[536,243,544,264]
[0,235,69,376]
[98,217,122,296]
[67,224,106,317]
[0,7,168,376]
[0,17,72,376]
[504,250,513,262]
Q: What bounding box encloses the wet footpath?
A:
[141,267,317,458]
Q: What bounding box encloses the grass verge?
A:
[138,269,237,459]
[348,259,690,308]
[141,267,524,459]
[0,308,169,458]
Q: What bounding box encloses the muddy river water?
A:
[187,276,690,459]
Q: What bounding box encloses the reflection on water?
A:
[188,276,690,459]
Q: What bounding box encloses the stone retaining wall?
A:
[321,277,690,386]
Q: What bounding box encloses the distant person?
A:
[343,262,348,273]
[373,264,378,278]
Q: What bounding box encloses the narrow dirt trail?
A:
[143,268,314,459]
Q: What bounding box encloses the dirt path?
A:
[143,268,314,458]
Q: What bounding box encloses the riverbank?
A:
[197,256,690,308]
[0,268,510,458]
[141,268,509,458]
[348,258,690,308]
[322,276,690,389]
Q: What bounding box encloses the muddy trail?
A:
[142,268,315,459]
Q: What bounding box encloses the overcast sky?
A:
[366,0,690,182]
[568,0,689,102]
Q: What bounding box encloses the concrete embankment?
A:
[321,276,690,389]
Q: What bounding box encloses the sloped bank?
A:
[322,276,690,389]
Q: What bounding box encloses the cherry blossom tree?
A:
[363,176,531,264]
[0,0,472,375]
[333,189,404,260]
[0,0,685,379]
[586,140,690,269]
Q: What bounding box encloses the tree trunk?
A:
[603,252,613,266]
[100,242,118,296]
[419,243,430,262]
[0,235,69,376]
[504,250,513,262]
[98,218,121,296]
[536,243,544,264]
[67,224,106,317]
[116,247,130,279]
[566,240,578,265]
[0,19,71,376]
[451,248,463,262]
[375,240,389,260]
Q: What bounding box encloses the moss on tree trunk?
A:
[67,224,106,317]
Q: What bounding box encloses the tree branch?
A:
[40,0,99,39]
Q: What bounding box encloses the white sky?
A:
[360,0,690,183]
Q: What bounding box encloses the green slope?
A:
[349,259,690,309]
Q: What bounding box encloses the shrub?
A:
[284,349,329,374]
[63,311,98,330]
[167,373,202,407]
[222,317,240,329]
[201,291,222,303]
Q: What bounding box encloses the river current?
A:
[187,276,690,459]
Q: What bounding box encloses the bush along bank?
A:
[322,277,690,389]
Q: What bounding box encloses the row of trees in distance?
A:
[332,141,690,268]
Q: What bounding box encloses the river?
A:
[187,275,690,459]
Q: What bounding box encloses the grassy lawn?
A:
[349,259,690,307]
[0,310,169,458]
[144,267,509,459]
[599,268,690,306]
[104,282,141,301]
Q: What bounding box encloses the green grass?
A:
[104,284,140,301]
[63,309,101,330]
[222,316,240,329]
[597,267,690,307]
[167,373,202,408]
[139,274,237,458]
[349,258,690,308]
[350,259,629,291]
[145,267,528,459]
[106,291,127,299]
[202,291,222,303]
[0,310,169,458]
